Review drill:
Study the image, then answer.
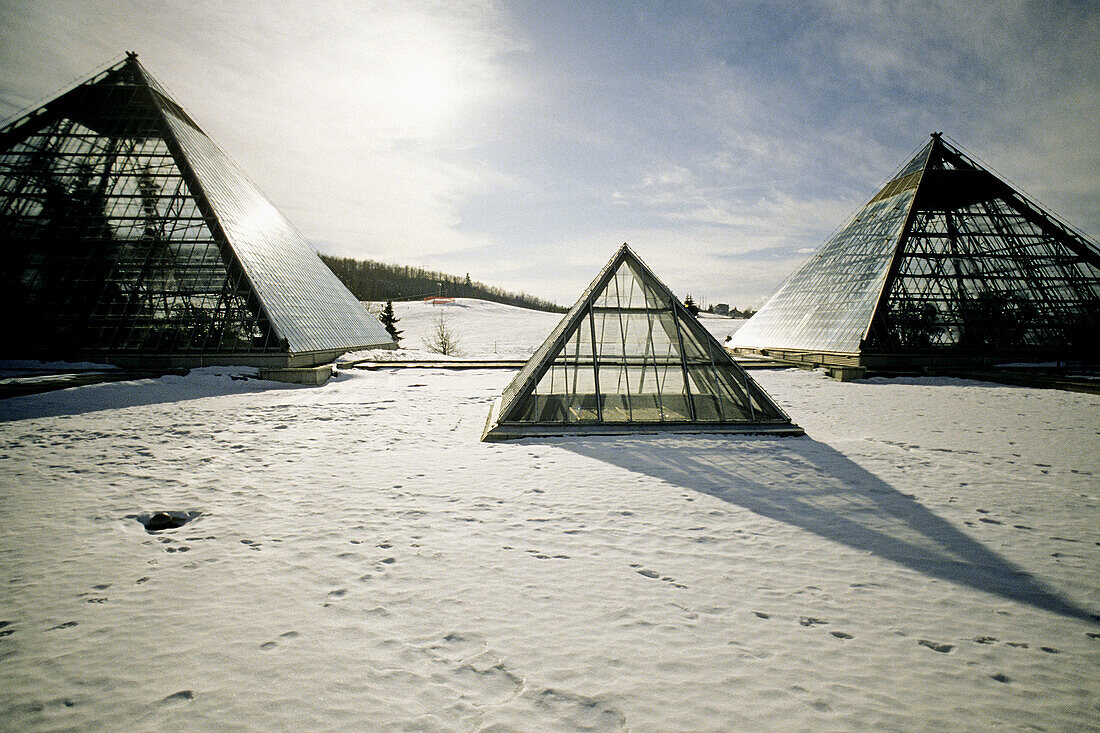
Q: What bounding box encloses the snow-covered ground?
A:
[1,300,1098,731]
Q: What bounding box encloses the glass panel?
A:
[686,366,722,422]
[598,365,631,422]
[656,365,692,421]
[592,308,624,359]
[674,314,712,361]
[623,365,663,421]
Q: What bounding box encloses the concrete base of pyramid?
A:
[259,363,334,385]
[481,402,805,442]
[825,365,868,382]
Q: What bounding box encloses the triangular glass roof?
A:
[731,134,1100,360]
[484,244,802,440]
[0,54,392,365]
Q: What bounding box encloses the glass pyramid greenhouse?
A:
[482,244,802,440]
[730,133,1100,372]
[0,53,393,368]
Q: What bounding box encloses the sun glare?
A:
[393,58,452,117]
[339,7,503,135]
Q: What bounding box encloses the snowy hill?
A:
[0,301,1098,730]
[359,298,563,359]
[355,298,748,360]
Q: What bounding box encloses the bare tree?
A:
[423,311,462,356]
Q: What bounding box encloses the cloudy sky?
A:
[1,1,1097,307]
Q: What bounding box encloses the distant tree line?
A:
[684,294,757,319]
[319,255,566,313]
[703,303,757,318]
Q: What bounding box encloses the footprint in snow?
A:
[429,631,487,663]
[635,568,686,588]
[529,687,627,731]
[160,690,193,706]
[259,630,300,650]
[918,639,954,654]
[799,617,828,627]
[450,652,524,705]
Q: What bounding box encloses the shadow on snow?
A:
[547,434,1095,623]
[0,369,320,422]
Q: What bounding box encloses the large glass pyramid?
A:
[483,244,802,440]
[731,134,1100,367]
[0,53,393,368]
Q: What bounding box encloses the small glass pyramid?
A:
[483,244,802,440]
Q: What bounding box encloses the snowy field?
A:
[358,299,746,360]
[1,300,1098,731]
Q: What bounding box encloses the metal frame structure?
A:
[483,244,802,440]
[730,134,1100,373]
[0,53,393,368]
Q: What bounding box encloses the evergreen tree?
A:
[683,294,700,316]
[379,300,402,344]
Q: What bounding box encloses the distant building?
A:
[0,53,393,369]
[714,303,730,316]
[483,243,802,440]
[730,133,1100,374]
